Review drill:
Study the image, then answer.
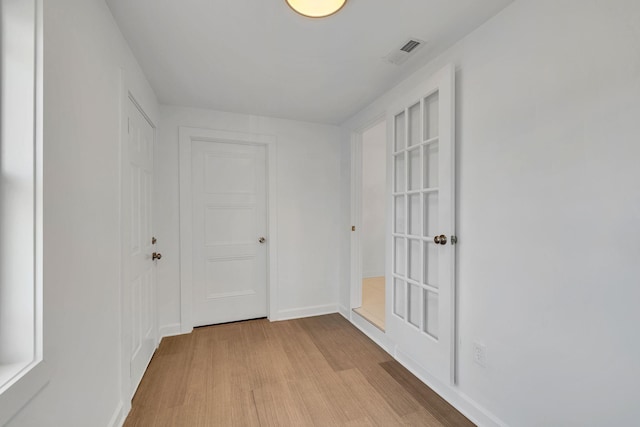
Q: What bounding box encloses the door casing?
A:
[178,127,278,333]
[349,115,386,312]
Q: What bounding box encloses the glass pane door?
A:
[392,92,441,338]
[386,64,455,385]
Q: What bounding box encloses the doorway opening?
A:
[353,120,387,331]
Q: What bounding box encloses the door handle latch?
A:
[258,237,266,244]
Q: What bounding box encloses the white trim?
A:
[350,132,363,310]
[446,64,459,386]
[274,304,337,321]
[34,0,44,368]
[0,362,49,427]
[338,305,350,319]
[179,127,279,332]
[159,323,183,339]
[107,400,126,427]
[395,349,507,427]
[349,114,386,312]
[0,1,48,424]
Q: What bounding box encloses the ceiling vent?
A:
[385,38,426,65]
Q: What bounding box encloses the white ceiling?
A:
[107,0,513,124]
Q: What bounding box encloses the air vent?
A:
[385,38,426,65]
[400,40,421,53]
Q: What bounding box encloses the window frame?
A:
[0,0,47,423]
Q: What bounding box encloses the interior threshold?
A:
[353,308,385,332]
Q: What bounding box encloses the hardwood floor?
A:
[124,314,474,427]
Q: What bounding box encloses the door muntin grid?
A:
[391,90,440,340]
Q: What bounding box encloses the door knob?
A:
[258,237,266,244]
[152,252,162,261]
[433,235,447,245]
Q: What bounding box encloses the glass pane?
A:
[394,279,406,319]
[424,91,439,140]
[423,191,439,237]
[408,239,421,282]
[423,290,439,339]
[394,237,406,276]
[408,194,420,236]
[408,148,421,191]
[394,154,405,193]
[395,111,406,151]
[408,284,421,328]
[408,102,420,147]
[394,196,405,234]
[424,242,439,288]
[423,142,439,189]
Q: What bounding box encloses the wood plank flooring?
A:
[124,314,474,427]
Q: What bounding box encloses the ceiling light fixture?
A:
[286,0,347,18]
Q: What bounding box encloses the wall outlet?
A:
[473,342,487,367]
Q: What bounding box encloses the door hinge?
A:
[451,235,458,245]
[352,226,356,232]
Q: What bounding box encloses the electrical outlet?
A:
[473,342,487,367]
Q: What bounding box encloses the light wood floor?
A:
[354,277,385,330]
[124,314,474,427]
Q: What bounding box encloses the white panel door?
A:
[191,141,267,326]
[125,98,157,394]
[387,65,456,384]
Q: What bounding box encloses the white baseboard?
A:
[159,323,183,339]
[338,305,350,319]
[395,350,508,427]
[107,400,126,427]
[275,304,337,321]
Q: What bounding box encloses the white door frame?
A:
[179,127,278,333]
[119,82,158,407]
[350,115,386,311]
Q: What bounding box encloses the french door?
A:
[386,64,456,384]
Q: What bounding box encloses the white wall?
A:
[361,121,387,278]
[156,106,342,331]
[5,0,158,425]
[341,0,640,425]
[8,0,640,425]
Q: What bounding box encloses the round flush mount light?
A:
[286,0,347,18]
